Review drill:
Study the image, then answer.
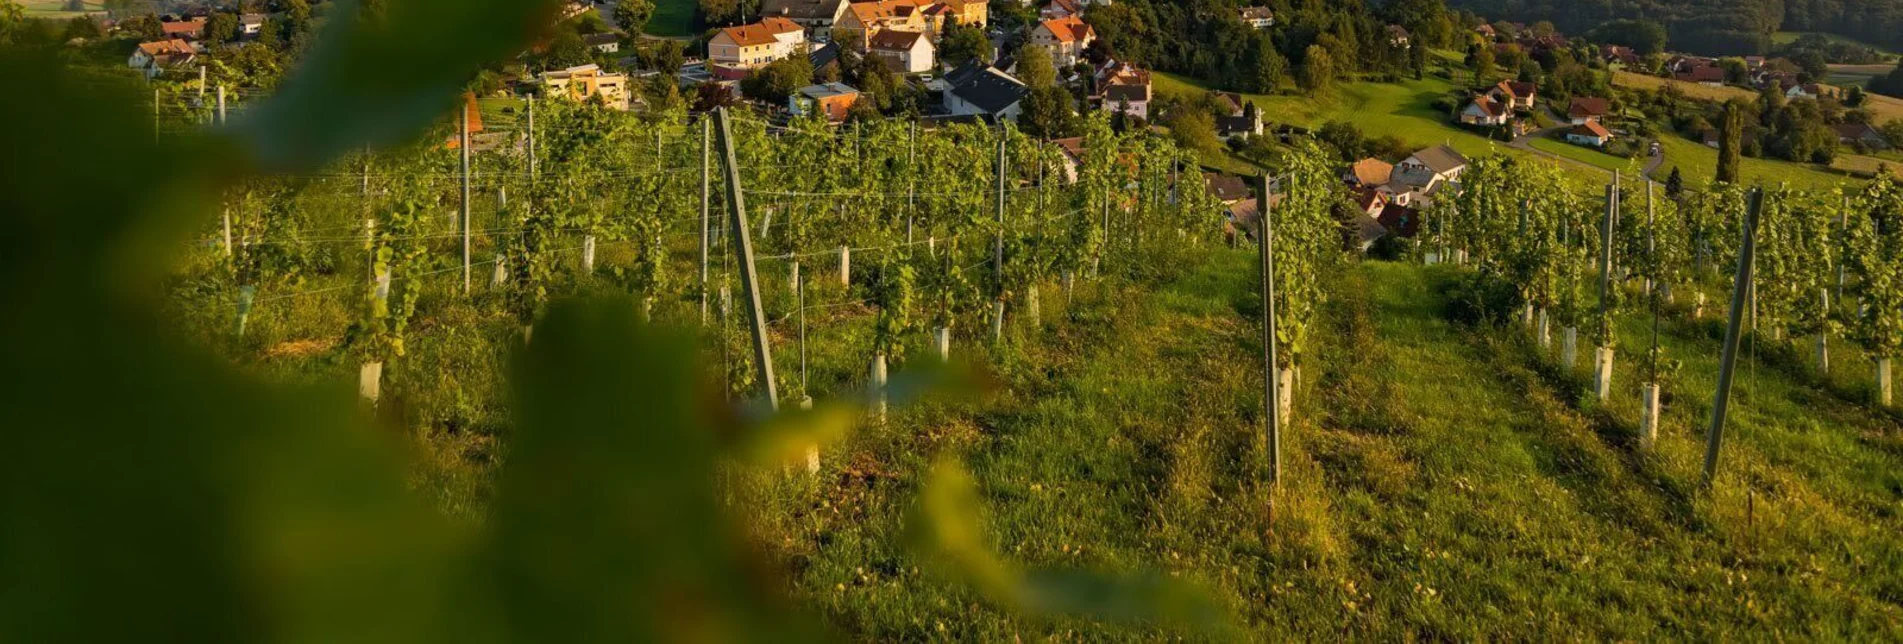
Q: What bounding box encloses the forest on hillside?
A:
[1444,0,1903,55]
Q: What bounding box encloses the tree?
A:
[120,13,162,40]
[0,0,23,45]
[1250,38,1288,93]
[938,18,989,67]
[1408,42,1427,80]
[612,0,653,34]
[1299,45,1334,93]
[282,0,311,38]
[1017,45,1056,90]
[1165,106,1221,157]
[1587,19,1667,56]
[1467,42,1495,86]
[205,11,237,43]
[1717,99,1745,184]
[651,39,684,75]
[1665,166,1684,199]
[1790,49,1829,82]
[542,29,592,70]
[698,0,744,25]
[740,54,812,103]
[1847,84,1868,107]
[1872,64,1903,99]
[63,14,101,40]
[1020,86,1075,138]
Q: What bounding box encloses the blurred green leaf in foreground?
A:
[0,0,1232,635]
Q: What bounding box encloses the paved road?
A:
[1502,108,1667,180]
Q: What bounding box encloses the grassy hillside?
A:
[1154,71,1616,183]
[758,248,1903,638]
[644,0,699,38]
[1649,135,1851,189]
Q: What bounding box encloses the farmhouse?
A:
[1029,15,1095,67]
[790,83,861,123]
[1568,97,1610,125]
[757,0,852,36]
[541,64,632,111]
[707,17,807,79]
[941,61,1028,121]
[1460,95,1509,126]
[582,32,620,54]
[1240,7,1274,29]
[1393,144,1468,196]
[1836,122,1891,150]
[868,29,935,74]
[1344,158,1394,187]
[1565,120,1614,148]
[160,16,207,40]
[1488,80,1537,110]
[128,39,197,79]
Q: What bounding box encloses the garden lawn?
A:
[1155,72,1607,183]
[643,0,698,38]
[1529,137,1639,173]
[1649,134,1852,190]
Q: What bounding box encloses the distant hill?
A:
[1445,0,1903,57]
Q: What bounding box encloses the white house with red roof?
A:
[707,17,807,79]
[1030,14,1095,67]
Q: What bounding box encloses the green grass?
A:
[1649,134,1853,190]
[765,252,1903,638]
[1529,136,1641,173]
[1154,71,1611,183]
[643,0,698,38]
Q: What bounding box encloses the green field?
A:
[1154,71,1615,183]
[1529,136,1640,172]
[644,0,699,38]
[1649,134,1852,190]
[19,0,104,18]
[774,252,1903,638]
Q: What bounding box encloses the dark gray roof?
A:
[1407,144,1468,174]
[1216,114,1258,135]
[948,63,1027,115]
[809,42,839,69]
[759,0,846,21]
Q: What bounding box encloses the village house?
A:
[582,32,621,54]
[1213,91,1246,117]
[1672,64,1726,86]
[1473,23,1496,39]
[1390,144,1468,205]
[1041,0,1081,20]
[790,82,861,123]
[160,16,207,40]
[1786,83,1824,100]
[1101,81,1150,119]
[1459,95,1509,126]
[1601,45,1639,67]
[541,64,632,110]
[757,0,851,37]
[1568,96,1610,124]
[1565,120,1614,148]
[1344,158,1394,188]
[1836,122,1891,150]
[1488,80,1536,110]
[1386,24,1411,47]
[941,61,1028,121]
[837,0,927,48]
[1030,14,1095,67]
[1377,202,1421,239]
[239,13,266,36]
[868,29,935,74]
[1240,7,1274,29]
[128,38,196,79]
[707,17,807,79]
[1217,108,1264,140]
[1094,60,1151,119]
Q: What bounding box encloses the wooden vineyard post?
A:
[700,118,711,325]
[493,188,508,287]
[1259,174,1282,487]
[460,102,471,295]
[839,245,850,288]
[712,108,779,410]
[1704,188,1763,483]
[1595,182,1617,402]
[1642,180,1661,449]
[993,135,1007,344]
